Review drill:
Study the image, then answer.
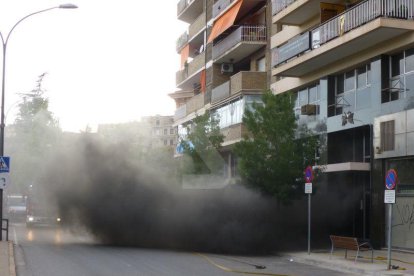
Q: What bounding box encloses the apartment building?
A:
[171,0,270,176]
[141,115,178,149]
[98,116,177,150]
[271,0,414,250]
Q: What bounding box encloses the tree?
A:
[180,111,224,175]
[6,73,61,193]
[234,91,318,203]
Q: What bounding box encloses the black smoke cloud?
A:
[40,136,354,253]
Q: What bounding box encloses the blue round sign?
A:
[385,169,398,190]
[304,166,313,183]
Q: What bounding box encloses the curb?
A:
[283,254,407,276]
[285,254,369,275]
[8,242,16,276]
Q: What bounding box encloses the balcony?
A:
[189,12,206,39]
[176,31,189,53]
[177,0,204,23]
[211,71,266,105]
[213,0,266,20]
[213,0,237,19]
[212,81,230,103]
[230,71,267,94]
[272,0,414,77]
[176,51,206,90]
[221,123,248,146]
[175,105,187,120]
[213,25,267,63]
[186,93,205,114]
[272,0,343,25]
[271,0,296,16]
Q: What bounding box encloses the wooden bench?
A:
[330,235,373,262]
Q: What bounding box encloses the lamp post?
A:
[0,3,77,241]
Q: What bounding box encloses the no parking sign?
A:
[384,169,398,204]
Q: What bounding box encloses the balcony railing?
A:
[213,0,236,19]
[189,12,206,38]
[188,51,206,76]
[312,0,414,48]
[272,0,296,16]
[230,71,267,95]
[175,105,187,120]
[187,93,205,113]
[177,0,195,16]
[213,25,267,60]
[211,81,230,103]
[176,31,189,52]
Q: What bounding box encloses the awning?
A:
[180,44,190,69]
[200,69,206,93]
[207,0,243,43]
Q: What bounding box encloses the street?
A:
[9,223,356,276]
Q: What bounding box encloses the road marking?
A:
[195,253,292,276]
[13,225,18,245]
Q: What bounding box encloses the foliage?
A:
[6,73,61,193]
[180,111,224,175]
[234,91,318,203]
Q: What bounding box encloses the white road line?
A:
[13,225,18,245]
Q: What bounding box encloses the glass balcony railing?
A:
[272,0,414,67]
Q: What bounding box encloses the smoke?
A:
[39,135,355,254]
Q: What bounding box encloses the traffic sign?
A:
[304,166,313,183]
[305,183,312,194]
[0,156,9,173]
[384,190,396,204]
[385,169,398,190]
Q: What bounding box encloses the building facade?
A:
[271,0,414,250]
[171,0,271,177]
[98,115,177,150]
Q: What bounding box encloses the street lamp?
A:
[0,4,78,241]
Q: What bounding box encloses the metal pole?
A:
[308,193,311,255]
[0,38,6,242]
[387,203,393,270]
[0,5,71,241]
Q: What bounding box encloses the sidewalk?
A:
[285,249,414,276]
[0,241,15,276]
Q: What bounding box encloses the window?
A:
[329,63,371,116]
[170,128,174,134]
[164,140,168,145]
[380,120,395,151]
[257,56,266,72]
[391,53,404,77]
[405,48,414,73]
[170,139,174,146]
[214,96,262,129]
[294,84,320,116]
[344,70,355,92]
[357,66,367,88]
[156,120,160,126]
[164,129,167,135]
[383,49,414,103]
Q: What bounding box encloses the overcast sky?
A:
[0,1,186,132]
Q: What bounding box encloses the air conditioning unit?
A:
[301,104,319,115]
[221,63,233,74]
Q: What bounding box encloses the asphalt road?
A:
[11,223,355,276]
